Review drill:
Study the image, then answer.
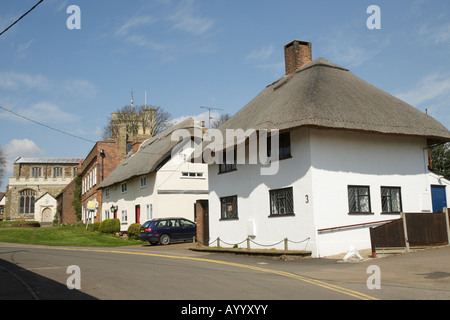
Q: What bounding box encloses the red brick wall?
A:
[284,40,312,75]
[58,177,78,225]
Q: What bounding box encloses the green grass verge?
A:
[0,224,143,247]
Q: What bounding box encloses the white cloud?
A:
[0,102,79,124]
[2,139,46,182]
[167,0,214,35]
[319,28,390,69]
[0,71,52,91]
[246,45,275,62]
[418,23,450,45]
[395,73,450,106]
[64,79,98,99]
[171,110,220,127]
[115,15,157,36]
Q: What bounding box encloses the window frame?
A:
[31,167,41,178]
[220,195,238,220]
[121,183,128,193]
[218,151,237,174]
[347,185,372,214]
[381,186,403,214]
[53,167,63,178]
[269,187,294,217]
[267,131,292,161]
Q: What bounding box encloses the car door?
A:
[179,218,196,240]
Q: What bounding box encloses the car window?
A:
[142,221,152,228]
[180,219,195,227]
[167,219,179,227]
[154,220,167,227]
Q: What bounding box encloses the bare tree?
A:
[102,105,172,140]
[211,113,231,129]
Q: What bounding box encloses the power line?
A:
[0,105,96,144]
[0,0,45,37]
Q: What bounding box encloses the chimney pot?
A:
[284,40,312,75]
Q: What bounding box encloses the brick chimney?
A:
[284,40,312,75]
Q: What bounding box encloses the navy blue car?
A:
[139,217,197,245]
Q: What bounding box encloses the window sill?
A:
[218,168,237,175]
[348,212,374,215]
[219,218,239,221]
[268,213,295,218]
[381,212,401,215]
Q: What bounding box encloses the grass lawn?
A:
[0,224,143,247]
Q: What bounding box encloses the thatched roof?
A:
[98,118,198,189]
[219,57,450,144]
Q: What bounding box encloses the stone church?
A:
[5,157,83,223]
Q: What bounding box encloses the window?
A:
[269,187,294,216]
[19,189,36,214]
[53,167,63,178]
[121,183,127,193]
[93,167,97,185]
[121,210,128,222]
[104,209,110,220]
[268,132,292,160]
[146,204,153,220]
[31,167,41,178]
[181,172,204,178]
[105,189,110,198]
[140,176,147,188]
[219,152,237,174]
[220,195,238,220]
[348,186,371,213]
[381,187,402,213]
[73,167,78,177]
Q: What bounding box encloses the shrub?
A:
[127,223,141,240]
[99,219,120,234]
[92,222,101,232]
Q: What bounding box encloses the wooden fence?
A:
[370,209,450,257]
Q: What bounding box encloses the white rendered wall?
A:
[102,153,208,231]
[309,129,430,257]
[208,127,317,253]
[208,127,431,257]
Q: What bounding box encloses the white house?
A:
[206,40,450,258]
[98,118,208,231]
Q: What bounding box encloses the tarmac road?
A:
[0,242,449,303]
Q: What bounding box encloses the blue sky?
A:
[1,0,450,190]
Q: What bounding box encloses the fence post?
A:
[217,237,220,248]
[401,212,410,252]
[284,238,288,251]
[445,208,450,245]
[247,237,250,250]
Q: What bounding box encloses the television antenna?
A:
[200,106,223,128]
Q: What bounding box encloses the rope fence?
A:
[196,236,310,251]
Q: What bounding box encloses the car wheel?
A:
[159,234,170,245]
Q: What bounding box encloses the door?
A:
[135,205,140,224]
[431,185,447,213]
[42,208,53,222]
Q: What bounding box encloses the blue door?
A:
[431,185,447,213]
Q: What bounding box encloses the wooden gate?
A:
[370,211,450,256]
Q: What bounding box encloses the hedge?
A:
[99,219,120,234]
[127,223,141,240]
